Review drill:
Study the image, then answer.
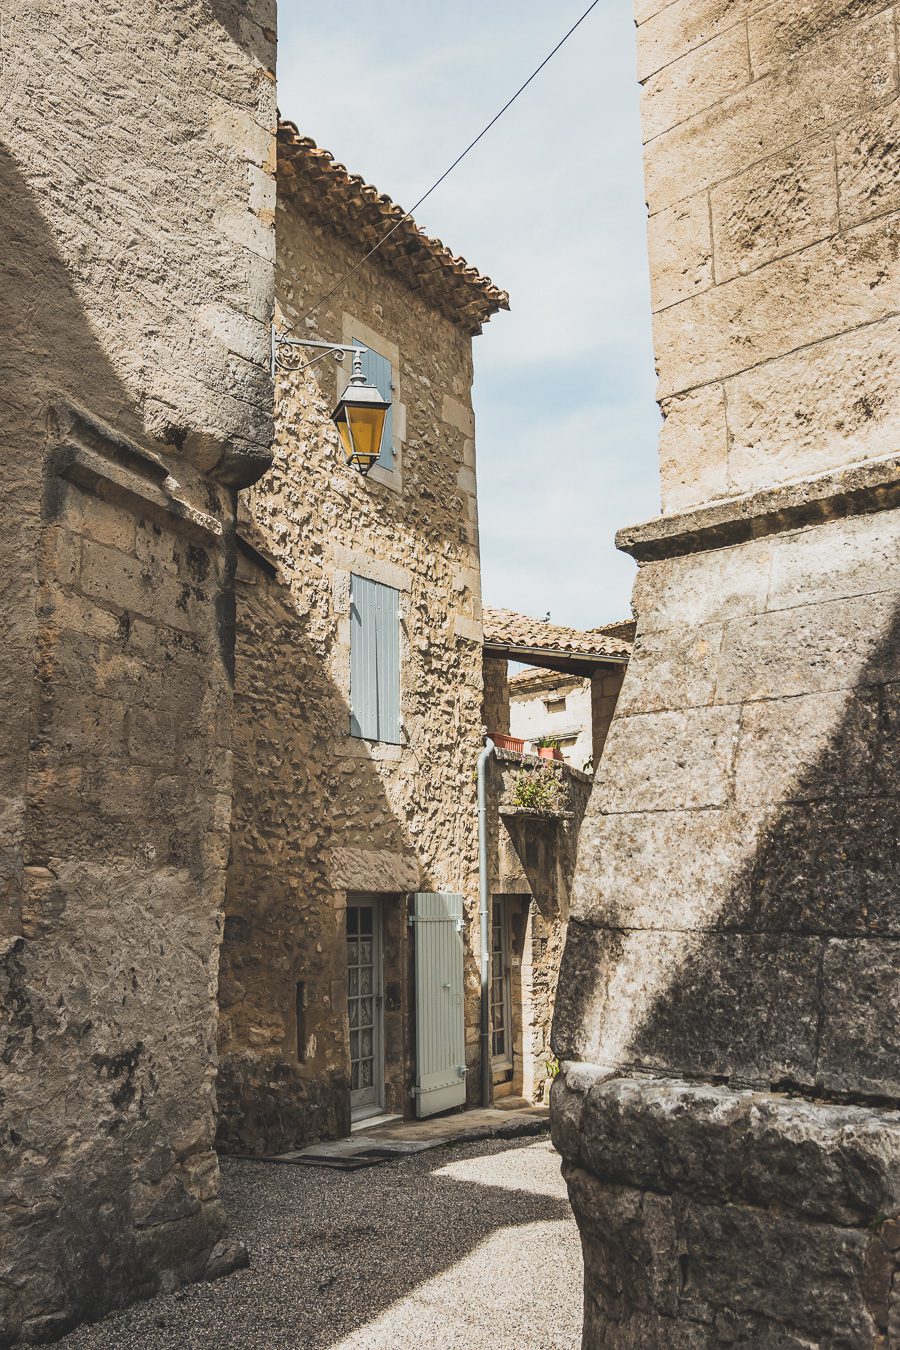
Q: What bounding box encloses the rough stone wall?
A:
[218,193,486,1153]
[489,752,590,1103]
[589,667,624,768]
[0,5,275,1342]
[483,654,511,737]
[552,3,900,1345]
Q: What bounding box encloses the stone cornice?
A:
[617,452,900,561]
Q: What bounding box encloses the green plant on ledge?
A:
[511,760,563,812]
[534,734,560,749]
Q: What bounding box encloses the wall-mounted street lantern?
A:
[272,329,391,477]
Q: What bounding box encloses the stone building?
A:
[509,670,596,772]
[484,608,630,770]
[481,612,630,1106]
[216,123,509,1153]
[0,3,276,1344]
[553,3,900,1344]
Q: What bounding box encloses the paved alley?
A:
[56,1138,583,1350]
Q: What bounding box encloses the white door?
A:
[412,892,467,1118]
[347,899,383,1121]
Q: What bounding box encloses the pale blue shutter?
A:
[412,893,467,1117]
[352,340,394,469]
[350,574,400,744]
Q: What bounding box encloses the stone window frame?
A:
[329,543,411,763]
[339,313,406,495]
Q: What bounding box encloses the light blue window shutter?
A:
[350,574,400,744]
[374,580,400,744]
[413,893,467,1117]
[352,340,394,469]
[350,574,378,741]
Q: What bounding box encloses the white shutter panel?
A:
[375,580,400,744]
[350,575,400,743]
[413,892,467,1117]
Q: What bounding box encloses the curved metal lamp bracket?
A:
[271,328,367,376]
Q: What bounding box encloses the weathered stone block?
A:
[553,922,821,1084]
[644,8,896,213]
[636,0,757,82]
[819,939,900,1097]
[555,1071,900,1225]
[715,590,900,703]
[750,797,900,936]
[570,807,761,930]
[641,24,751,141]
[725,316,900,493]
[615,623,724,714]
[839,97,900,230]
[709,134,838,282]
[766,509,900,614]
[679,1200,876,1345]
[655,209,900,397]
[647,196,714,312]
[748,0,886,78]
[632,540,772,632]
[734,688,880,806]
[657,383,730,512]
[595,705,739,813]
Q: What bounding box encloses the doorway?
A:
[346,899,384,1121]
[491,898,513,1087]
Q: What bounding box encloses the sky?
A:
[277,1,661,629]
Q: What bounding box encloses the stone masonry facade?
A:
[553,2,900,1345]
[0,5,276,1343]
[216,130,500,1154]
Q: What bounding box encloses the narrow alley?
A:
[55,1138,583,1350]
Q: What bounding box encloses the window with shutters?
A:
[349,574,401,743]
[352,339,394,470]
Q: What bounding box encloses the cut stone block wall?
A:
[0,4,275,1342]
[553,3,900,1345]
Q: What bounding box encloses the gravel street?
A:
[56,1137,583,1349]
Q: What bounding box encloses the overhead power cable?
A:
[281,0,602,337]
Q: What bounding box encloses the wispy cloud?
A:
[278,0,660,627]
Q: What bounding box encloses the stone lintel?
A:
[552,1065,900,1227]
[327,847,420,893]
[617,452,900,561]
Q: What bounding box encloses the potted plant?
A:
[534,735,563,761]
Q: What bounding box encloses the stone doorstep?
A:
[249,1102,550,1170]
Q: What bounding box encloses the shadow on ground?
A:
[50,1137,583,1350]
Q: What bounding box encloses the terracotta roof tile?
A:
[483,607,632,662]
[278,122,510,334]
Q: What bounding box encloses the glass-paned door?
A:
[347,899,383,1120]
[491,899,513,1082]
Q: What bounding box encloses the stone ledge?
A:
[51,444,223,544]
[552,1066,900,1227]
[617,451,900,561]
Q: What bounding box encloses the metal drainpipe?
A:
[477,735,495,1108]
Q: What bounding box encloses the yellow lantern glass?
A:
[331,356,391,476]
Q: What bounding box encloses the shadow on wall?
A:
[553,593,900,1102]
[205,0,275,65]
[218,545,442,1154]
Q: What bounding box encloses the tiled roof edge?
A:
[277,122,510,334]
